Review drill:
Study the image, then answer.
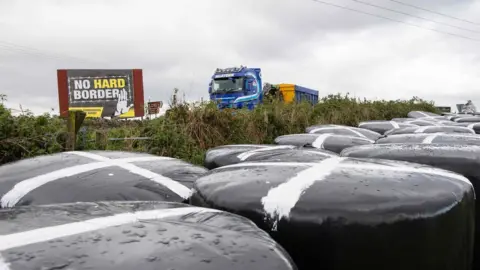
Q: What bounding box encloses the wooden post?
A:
[65,111,86,151]
[95,131,108,150]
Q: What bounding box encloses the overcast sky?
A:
[0,0,479,115]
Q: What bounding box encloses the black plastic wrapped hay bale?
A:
[404,120,443,126]
[416,116,447,121]
[384,126,475,136]
[391,118,413,122]
[437,120,464,126]
[454,123,480,134]
[358,120,417,134]
[0,151,208,208]
[376,133,480,145]
[305,124,381,140]
[204,145,297,170]
[407,111,442,119]
[190,157,475,270]
[341,143,480,269]
[274,133,373,154]
[454,116,480,123]
[448,114,473,122]
[235,148,337,163]
[0,201,296,270]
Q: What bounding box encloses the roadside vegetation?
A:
[0,90,439,166]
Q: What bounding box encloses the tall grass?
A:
[0,92,438,166]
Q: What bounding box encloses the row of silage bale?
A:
[2,108,480,270]
[0,151,296,270]
[190,111,480,270]
[341,110,480,270]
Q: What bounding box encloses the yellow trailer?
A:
[276,84,319,104]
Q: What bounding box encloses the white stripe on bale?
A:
[309,126,368,139]
[1,153,191,208]
[261,157,347,231]
[414,126,431,133]
[0,255,10,270]
[336,126,370,139]
[422,134,438,144]
[311,134,332,149]
[390,121,400,129]
[224,158,474,231]
[0,207,219,252]
[69,152,192,199]
[468,123,478,129]
[463,127,476,134]
[237,145,296,161]
[302,150,336,157]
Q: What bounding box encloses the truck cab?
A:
[209,66,263,110]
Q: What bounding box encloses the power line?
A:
[0,40,110,66]
[387,0,480,26]
[310,0,480,42]
[350,0,480,34]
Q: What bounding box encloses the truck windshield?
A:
[212,77,244,94]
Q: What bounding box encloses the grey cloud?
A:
[0,0,479,115]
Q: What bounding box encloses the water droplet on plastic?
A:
[146,256,157,262]
[119,239,140,244]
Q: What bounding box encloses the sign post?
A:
[435,106,451,113]
[147,101,162,115]
[57,69,145,118]
[65,110,86,151]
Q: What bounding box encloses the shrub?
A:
[0,92,438,166]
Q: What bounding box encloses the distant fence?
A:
[82,132,152,150]
[43,128,153,151]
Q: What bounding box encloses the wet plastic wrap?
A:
[384,126,475,136]
[454,116,480,123]
[190,157,475,270]
[448,114,472,122]
[376,133,480,145]
[304,124,381,140]
[357,120,417,134]
[454,123,480,134]
[0,201,296,270]
[0,151,208,208]
[341,143,480,270]
[404,120,442,126]
[437,120,464,126]
[274,133,374,154]
[407,111,442,119]
[234,148,337,163]
[390,118,413,122]
[204,145,298,169]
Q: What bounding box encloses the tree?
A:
[0,94,7,105]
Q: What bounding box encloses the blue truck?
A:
[208,66,319,110]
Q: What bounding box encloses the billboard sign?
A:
[148,101,162,115]
[57,69,145,118]
[435,106,451,113]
